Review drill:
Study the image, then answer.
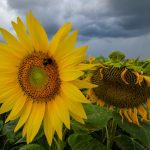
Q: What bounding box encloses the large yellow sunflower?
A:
[0,12,96,144]
[87,64,150,126]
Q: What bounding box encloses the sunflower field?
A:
[0,12,150,150]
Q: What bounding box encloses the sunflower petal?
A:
[71,79,98,89]
[26,102,45,143]
[43,104,54,145]
[53,96,70,129]
[5,95,27,123]
[14,100,33,132]
[0,92,20,114]
[147,99,150,110]
[138,105,148,120]
[0,28,22,50]
[12,17,33,51]
[57,46,87,70]
[130,108,140,126]
[26,11,48,51]
[71,113,85,124]
[144,76,150,87]
[123,109,132,123]
[60,70,84,81]
[62,82,90,103]
[76,63,101,70]
[48,101,63,140]
[64,98,87,119]
[54,30,78,59]
[49,22,72,55]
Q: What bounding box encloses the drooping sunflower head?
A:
[87,53,150,126]
[0,11,97,145]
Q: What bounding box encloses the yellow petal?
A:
[22,122,27,137]
[0,43,21,59]
[119,109,124,123]
[53,96,70,129]
[71,113,85,124]
[12,17,34,52]
[14,100,33,132]
[54,30,78,60]
[97,99,105,107]
[138,105,148,120]
[60,70,84,81]
[0,92,20,114]
[123,109,132,123]
[76,63,101,71]
[62,82,90,103]
[48,101,63,140]
[58,46,88,69]
[5,95,27,123]
[121,68,129,84]
[129,108,140,126]
[64,98,87,119]
[71,79,97,89]
[144,76,150,87]
[49,22,72,55]
[26,102,45,143]
[147,99,150,110]
[26,11,48,51]
[0,28,22,50]
[43,104,54,145]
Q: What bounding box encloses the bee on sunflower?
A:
[0,11,97,144]
[87,51,150,125]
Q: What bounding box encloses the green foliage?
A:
[19,144,44,150]
[114,135,147,150]
[83,104,113,130]
[68,134,108,150]
[113,113,150,150]
[109,50,125,61]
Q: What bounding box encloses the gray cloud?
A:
[6,0,150,39]
[1,0,150,59]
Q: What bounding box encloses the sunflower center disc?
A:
[18,52,61,102]
[29,67,48,87]
[91,66,149,108]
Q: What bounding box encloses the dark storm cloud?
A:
[6,0,63,37]
[1,0,150,59]
[6,0,150,39]
[107,0,150,36]
[78,0,150,38]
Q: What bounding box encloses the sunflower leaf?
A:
[2,120,22,143]
[114,135,147,150]
[19,144,44,150]
[113,113,150,149]
[83,104,113,131]
[68,133,109,150]
[71,120,89,134]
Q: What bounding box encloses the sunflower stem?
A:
[54,128,68,150]
[106,119,117,149]
[54,137,64,150]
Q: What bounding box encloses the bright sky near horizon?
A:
[0,0,150,59]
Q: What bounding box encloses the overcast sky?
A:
[0,0,150,59]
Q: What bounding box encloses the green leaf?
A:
[114,135,147,150]
[2,120,22,143]
[84,104,113,131]
[71,120,89,134]
[68,133,109,150]
[19,144,43,150]
[114,113,150,149]
[143,63,150,73]
[0,120,3,131]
